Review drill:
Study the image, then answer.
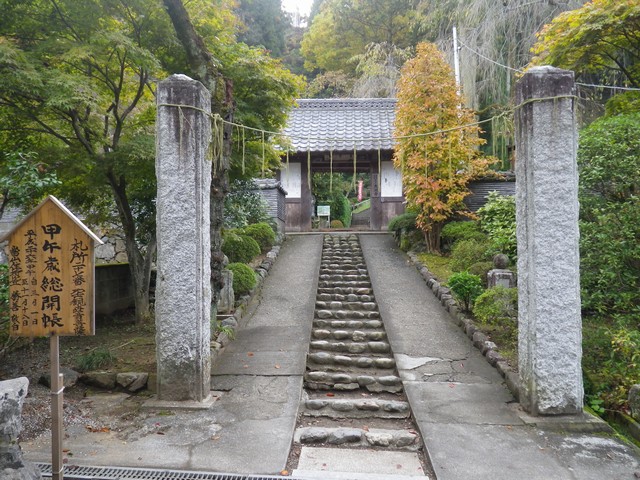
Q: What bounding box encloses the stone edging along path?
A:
[404,250,522,401]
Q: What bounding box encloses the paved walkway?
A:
[22,233,640,479]
[361,234,640,480]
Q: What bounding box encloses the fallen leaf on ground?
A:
[247,352,254,357]
[275,364,281,369]
[326,393,335,397]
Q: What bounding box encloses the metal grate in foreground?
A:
[36,463,300,480]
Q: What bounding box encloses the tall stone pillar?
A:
[155,74,211,402]
[515,66,582,415]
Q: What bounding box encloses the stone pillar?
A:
[0,377,42,480]
[156,74,211,402]
[515,66,582,415]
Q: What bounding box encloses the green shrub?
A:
[450,238,492,272]
[75,348,116,372]
[222,233,261,264]
[227,263,257,298]
[447,272,484,312]
[478,192,517,259]
[468,261,494,287]
[240,222,275,253]
[583,314,640,410]
[400,229,423,252]
[330,219,344,228]
[578,113,640,315]
[440,221,485,251]
[473,286,518,326]
[388,211,418,234]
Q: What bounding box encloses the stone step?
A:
[313,319,384,329]
[312,329,387,342]
[309,339,391,354]
[318,274,371,282]
[294,427,420,450]
[317,287,373,295]
[320,260,367,269]
[304,371,403,393]
[316,302,378,311]
[307,351,395,369]
[319,268,367,274]
[315,310,380,320]
[318,281,372,288]
[317,293,375,302]
[301,397,410,419]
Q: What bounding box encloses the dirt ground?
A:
[0,311,157,442]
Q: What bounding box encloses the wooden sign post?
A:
[1,196,102,480]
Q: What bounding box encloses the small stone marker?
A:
[515,66,583,415]
[487,254,516,289]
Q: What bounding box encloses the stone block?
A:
[116,372,149,392]
[629,385,640,421]
[0,377,43,480]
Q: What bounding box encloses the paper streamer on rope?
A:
[261,130,266,177]
[242,127,246,174]
[330,147,334,193]
[307,144,311,191]
[377,144,382,193]
[353,144,357,190]
[285,149,290,185]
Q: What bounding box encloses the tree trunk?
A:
[162,0,233,322]
[107,171,156,324]
[425,222,444,254]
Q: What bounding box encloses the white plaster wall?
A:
[381,161,403,198]
[281,162,302,199]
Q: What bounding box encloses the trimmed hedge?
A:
[222,232,261,264]
[227,263,257,298]
[240,222,275,253]
[441,221,485,252]
[450,238,492,272]
[472,286,518,326]
[388,211,418,234]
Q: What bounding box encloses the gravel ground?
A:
[1,340,130,443]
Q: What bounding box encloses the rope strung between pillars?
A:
[155,95,578,183]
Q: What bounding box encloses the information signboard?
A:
[2,196,101,337]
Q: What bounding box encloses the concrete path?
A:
[360,234,640,480]
[21,233,640,479]
[23,234,323,475]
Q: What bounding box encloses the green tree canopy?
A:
[301,0,420,74]
[235,0,289,56]
[531,0,640,88]
[0,0,302,321]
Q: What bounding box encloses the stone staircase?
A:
[292,234,428,478]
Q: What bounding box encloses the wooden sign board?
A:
[1,196,102,337]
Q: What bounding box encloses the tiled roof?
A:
[283,98,396,153]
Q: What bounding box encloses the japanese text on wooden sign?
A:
[2,196,102,337]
